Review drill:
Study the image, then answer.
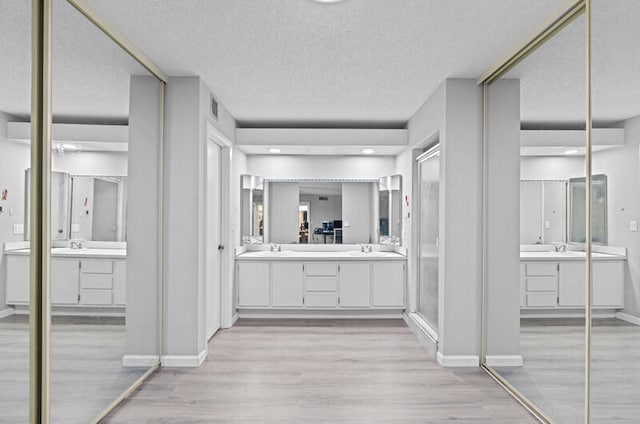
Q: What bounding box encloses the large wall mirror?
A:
[241,175,402,246]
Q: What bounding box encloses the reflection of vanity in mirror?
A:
[241,174,403,246]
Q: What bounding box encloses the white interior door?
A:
[206,141,222,339]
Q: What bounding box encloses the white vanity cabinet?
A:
[237,262,270,307]
[520,258,625,312]
[338,263,370,307]
[5,252,126,312]
[236,256,406,314]
[272,262,304,307]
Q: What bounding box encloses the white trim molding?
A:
[436,352,479,367]
[403,313,437,358]
[122,355,159,368]
[162,349,208,368]
[616,312,640,326]
[0,308,15,319]
[485,355,524,367]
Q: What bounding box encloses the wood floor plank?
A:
[103,319,538,424]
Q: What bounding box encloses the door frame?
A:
[206,122,233,330]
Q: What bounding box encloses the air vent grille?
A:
[319,196,328,201]
[210,95,218,120]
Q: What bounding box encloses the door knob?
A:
[218,245,225,251]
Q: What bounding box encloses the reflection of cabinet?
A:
[558,261,624,308]
[520,259,624,311]
[236,259,406,311]
[5,254,126,310]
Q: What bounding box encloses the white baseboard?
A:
[231,312,239,326]
[162,348,207,367]
[436,352,479,367]
[616,311,640,326]
[0,308,15,319]
[122,355,159,367]
[485,355,524,367]
[238,310,404,319]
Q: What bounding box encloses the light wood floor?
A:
[103,319,538,424]
[495,318,640,424]
[0,315,149,424]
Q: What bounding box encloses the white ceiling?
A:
[2,0,639,148]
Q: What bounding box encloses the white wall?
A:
[163,76,238,363]
[398,79,484,364]
[521,155,584,180]
[247,155,395,179]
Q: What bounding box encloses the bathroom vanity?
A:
[4,244,126,315]
[235,248,406,317]
[519,247,626,316]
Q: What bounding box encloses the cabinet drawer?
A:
[81,260,113,274]
[305,292,337,307]
[306,277,337,292]
[81,290,113,305]
[304,263,337,276]
[526,277,556,292]
[526,263,557,277]
[526,293,557,307]
[81,274,113,290]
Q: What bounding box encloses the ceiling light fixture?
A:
[269,148,281,154]
[564,149,579,155]
[62,143,78,150]
[362,148,375,155]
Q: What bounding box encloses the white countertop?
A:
[237,250,406,261]
[520,251,625,261]
[5,247,126,259]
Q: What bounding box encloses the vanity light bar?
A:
[264,178,379,183]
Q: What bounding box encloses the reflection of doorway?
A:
[298,203,309,243]
[206,140,222,339]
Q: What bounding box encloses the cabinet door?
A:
[237,262,270,307]
[272,262,303,307]
[6,255,30,304]
[52,259,80,305]
[372,262,405,307]
[558,261,584,307]
[338,263,370,307]
[112,260,127,306]
[594,261,624,308]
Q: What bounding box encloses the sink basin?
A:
[252,250,294,257]
[348,251,386,257]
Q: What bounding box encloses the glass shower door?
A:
[417,147,440,331]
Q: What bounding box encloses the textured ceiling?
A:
[1,1,638,128]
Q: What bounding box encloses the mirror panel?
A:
[241,175,264,244]
[568,174,607,244]
[379,174,402,245]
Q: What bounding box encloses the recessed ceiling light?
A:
[269,148,281,154]
[362,148,375,155]
[564,149,579,155]
[62,144,78,150]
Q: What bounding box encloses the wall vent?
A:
[318,196,328,201]
[210,95,218,120]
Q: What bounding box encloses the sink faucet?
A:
[270,244,281,252]
[70,239,83,249]
[360,244,372,253]
[555,244,567,252]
